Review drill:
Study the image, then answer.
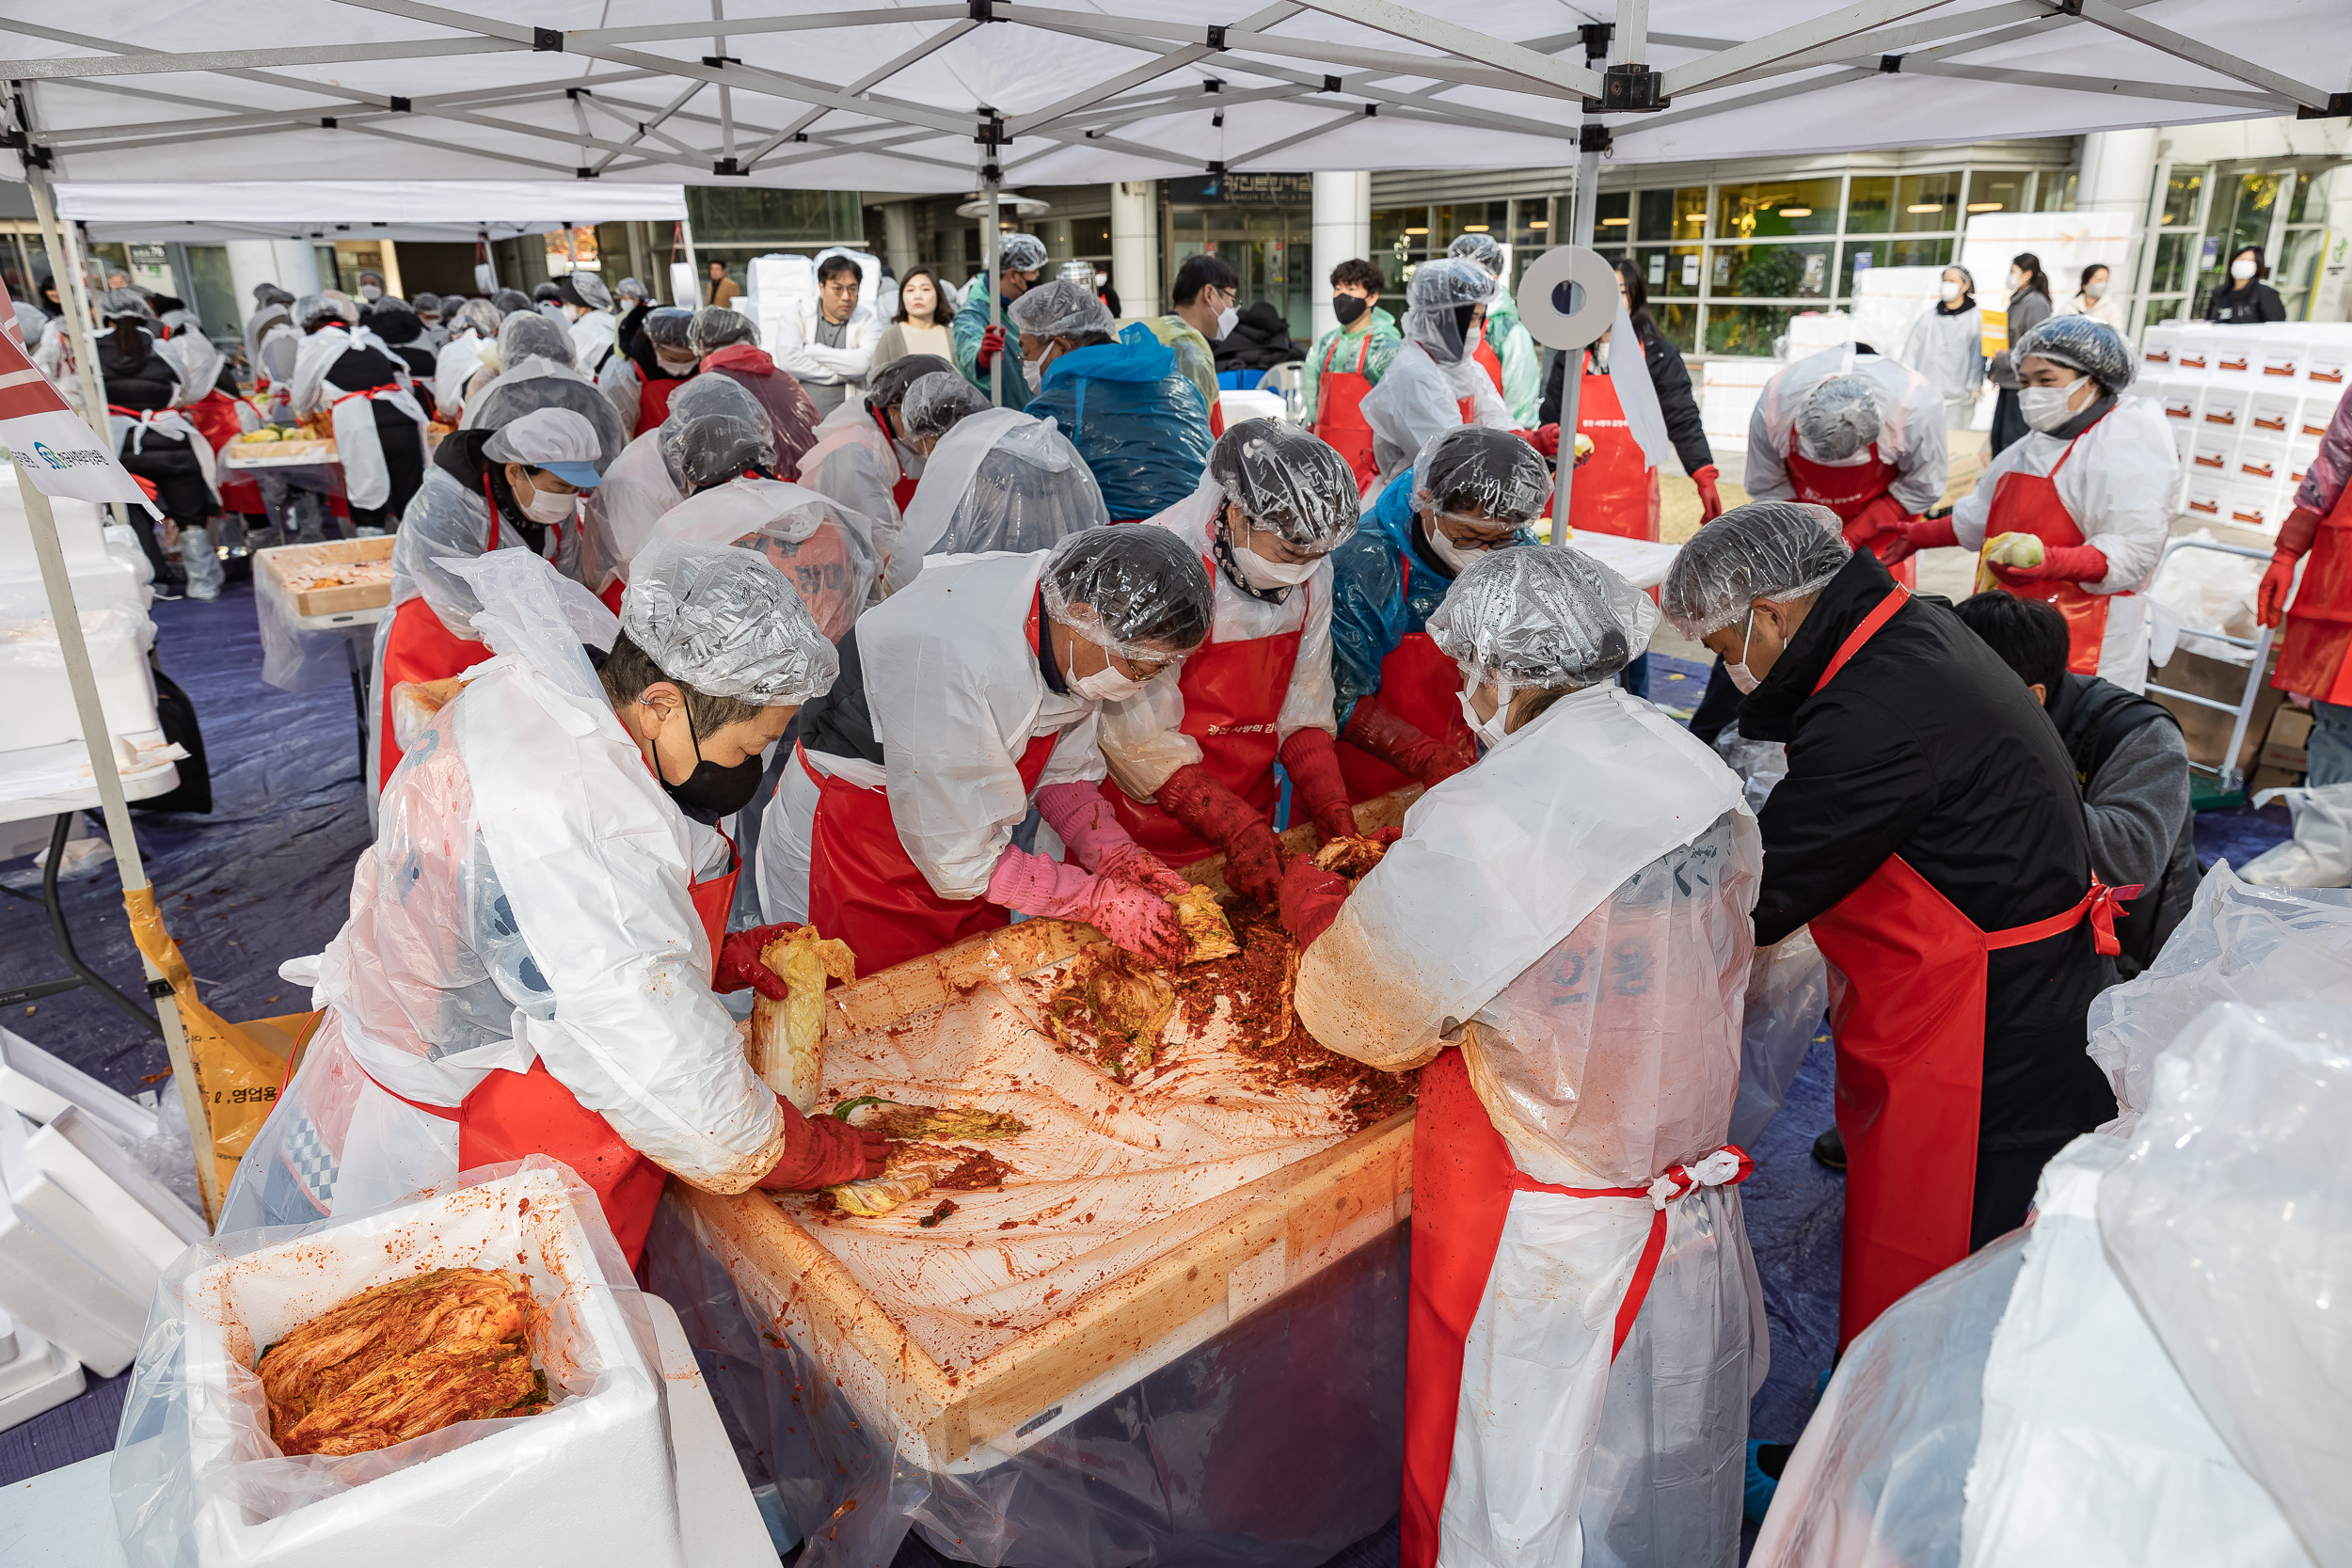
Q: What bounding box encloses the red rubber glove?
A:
[1892,512,1960,551]
[1156,763,1283,906]
[1992,543,2108,587]
[1279,727,1358,844]
[1341,702,1474,789]
[2258,506,2322,627]
[1840,493,1907,551]
[1278,856,1350,952]
[1520,424,1562,458]
[758,1099,891,1190]
[1692,464,1724,523]
[714,923,796,1001]
[976,325,1005,373]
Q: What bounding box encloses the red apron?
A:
[1399,1047,1751,1568]
[1311,332,1382,494]
[377,594,500,786]
[379,836,737,1268]
[1471,331,1505,403]
[633,371,686,437]
[1804,585,2130,1349]
[1979,436,2111,676]
[183,391,265,514]
[1101,563,1306,865]
[872,404,920,515]
[803,602,1065,974]
[1786,441,1918,590]
[1334,556,1476,802]
[1565,356,1660,541]
[2273,474,2352,703]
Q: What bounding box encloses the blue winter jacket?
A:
[1024,325,1211,520]
[1327,466,1538,726]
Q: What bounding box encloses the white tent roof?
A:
[53,178,686,244]
[2,1,2344,194]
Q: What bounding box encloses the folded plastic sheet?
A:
[1748,1227,2027,1568]
[644,1189,1406,1568]
[1730,927,1829,1151]
[2084,864,2352,1135]
[2098,999,2352,1568]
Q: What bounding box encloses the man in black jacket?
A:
[1663,501,2119,1354]
[1953,591,2200,975]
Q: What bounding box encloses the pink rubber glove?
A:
[1033,781,1134,873]
[986,847,1188,961]
[1095,841,1188,896]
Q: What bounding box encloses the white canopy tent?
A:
[53,178,687,245]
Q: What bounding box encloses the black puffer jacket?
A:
[1740,547,2117,1153]
[1213,301,1305,372]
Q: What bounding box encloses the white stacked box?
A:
[1700,356,1776,455]
[741,251,812,356]
[118,1162,690,1568]
[0,468,160,752]
[2141,321,2352,534]
[0,1302,85,1433]
[0,1029,206,1377]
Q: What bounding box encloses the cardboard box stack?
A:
[0,1027,207,1405]
[2135,321,2350,534]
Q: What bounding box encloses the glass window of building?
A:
[1894,172,1961,232]
[1966,170,2030,217]
[1715,178,1840,239]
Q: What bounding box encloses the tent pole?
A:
[24,174,127,532]
[10,458,218,1225]
[984,166,1003,409]
[678,215,701,306]
[1552,156,1602,542]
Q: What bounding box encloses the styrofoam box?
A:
[2234,436,2290,489]
[2222,480,2286,533]
[0,1326,84,1433]
[28,1106,206,1275]
[0,1177,142,1375]
[0,561,159,752]
[2140,321,2182,373]
[2187,429,2238,478]
[2247,389,2301,437]
[2155,381,2202,426]
[174,1164,687,1568]
[0,1026,161,1148]
[2181,479,2227,524]
[2255,331,2309,383]
[2200,384,2250,432]
[2170,330,2217,374]
[2209,337,2257,378]
[2168,420,2195,465]
[2302,390,2346,439]
[2308,344,2349,390]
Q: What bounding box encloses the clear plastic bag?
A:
[2099,999,2352,1568]
[2084,863,2352,1135]
[253,548,364,692]
[643,1191,1407,1568]
[2240,784,2352,889]
[1749,1227,2027,1568]
[1730,927,1829,1151]
[1714,720,1789,815]
[112,1157,685,1568]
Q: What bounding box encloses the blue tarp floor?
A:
[0,589,2296,1563]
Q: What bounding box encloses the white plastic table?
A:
[0,737,179,1038]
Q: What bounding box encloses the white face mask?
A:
[1021,356,1045,386]
[1215,305,1239,340]
[1724,606,1764,694]
[1456,680,1513,751]
[2231,258,2258,282]
[1939,280,1963,302]
[2019,375,2088,434]
[1235,547,1319,591]
[1071,662,1151,703]
[1422,518,1482,576]
[2009,271,2026,293]
[2084,279,2106,300]
[359,284,382,302]
[516,476,578,526]
[655,351,698,375]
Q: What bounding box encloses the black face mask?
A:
[660,704,768,825]
[1331,293,1369,326]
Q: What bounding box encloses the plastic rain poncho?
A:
[1095,465,1340,800]
[1328,431,1547,725]
[950,233,1049,404]
[900,371,989,443]
[1294,663,1760,1568]
[1744,345,1949,517]
[792,356,949,579]
[223,548,791,1232]
[460,350,627,477]
[1360,258,1516,490]
[644,477,881,642]
[1902,301,1986,433]
[597,307,696,436]
[1447,236,1542,426]
[898,408,1107,562]
[1661,499,1851,638]
[1952,396,2177,687]
[290,319,428,511]
[690,309,825,482]
[389,465,583,641]
[578,375,771,593]
[1020,321,1212,520]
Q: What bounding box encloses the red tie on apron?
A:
[1979,434,2115,675]
[1333,555,1480,803]
[1311,332,1382,496]
[1803,584,2135,1348]
[1101,558,1306,866]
